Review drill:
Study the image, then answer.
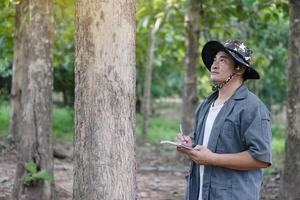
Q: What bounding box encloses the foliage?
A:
[22,161,52,186]
[0,103,74,140]
[53,0,75,106]
[52,106,74,141]
[0,0,15,96]
[136,113,179,144]
[271,124,285,169]
[0,0,75,105]
[136,0,186,99]
[197,0,289,107]
[135,0,289,109]
[0,0,290,109]
[0,102,9,135]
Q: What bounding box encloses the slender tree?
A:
[141,27,155,144]
[73,0,136,199]
[181,0,201,134]
[11,0,55,199]
[280,0,300,199]
[141,17,162,144]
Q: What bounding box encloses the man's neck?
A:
[214,79,243,106]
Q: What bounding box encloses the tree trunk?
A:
[280,0,300,199]
[74,0,136,199]
[9,0,28,144]
[181,0,201,135]
[141,27,155,144]
[11,0,55,199]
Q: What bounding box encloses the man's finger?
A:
[194,145,202,151]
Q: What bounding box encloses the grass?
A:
[271,124,285,169]
[135,114,179,144]
[0,103,74,141]
[52,106,74,141]
[0,103,9,135]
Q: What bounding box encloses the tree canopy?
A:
[0,0,289,110]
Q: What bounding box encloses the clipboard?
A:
[160,140,194,151]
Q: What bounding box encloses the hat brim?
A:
[201,41,260,80]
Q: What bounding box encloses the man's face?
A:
[210,51,236,83]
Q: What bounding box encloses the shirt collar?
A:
[231,84,248,100]
[206,83,248,104]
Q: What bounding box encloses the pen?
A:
[179,124,187,143]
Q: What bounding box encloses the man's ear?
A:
[235,65,245,76]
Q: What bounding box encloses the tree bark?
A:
[9,0,28,144]
[141,27,155,144]
[11,0,55,199]
[280,0,300,199]
[74,0,136,199]
[181,0,201,135]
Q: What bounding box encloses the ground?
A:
[0,141,280,200]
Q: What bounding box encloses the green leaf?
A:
[242,0,255,8]
[32,170,52,181]
[153,17,163,33]
[24,161,37,174]
[4,0,10,8]
[22,174,34,183]
[55,0,67,9]
[10,0,20,5]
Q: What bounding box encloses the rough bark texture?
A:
[11,0,55,199]
[141,28,155,144]
[280,1,300,199]
[74,0,136,199]
[9,0,28,144]
[181,0,201,135]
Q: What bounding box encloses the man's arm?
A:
[178,145,270,171]
[211,150,269,170]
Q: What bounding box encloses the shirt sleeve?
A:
[243,105,272,165]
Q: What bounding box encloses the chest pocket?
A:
[216,119,237,153]
[223,120,235,138]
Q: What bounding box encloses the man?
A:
[177,39,272,200]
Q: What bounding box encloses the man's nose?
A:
[211,61,219,69]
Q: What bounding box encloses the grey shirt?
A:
[185,84,272,200]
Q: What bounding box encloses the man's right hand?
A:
[176,133,192,146]
[176,133,193,155]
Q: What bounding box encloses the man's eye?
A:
[220,59,225,62]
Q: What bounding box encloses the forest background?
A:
[0,0,292,199]
[0,0,287,161]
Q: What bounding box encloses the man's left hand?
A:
[177,145,217,166]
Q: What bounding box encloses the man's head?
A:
[202,39,259,83]
[210,51,245,84]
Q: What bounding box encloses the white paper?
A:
[160,140,194,150]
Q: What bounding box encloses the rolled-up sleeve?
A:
[243,105,272,165]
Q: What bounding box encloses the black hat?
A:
[201,39,260,79]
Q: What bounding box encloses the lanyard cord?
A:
[212,73,236,91]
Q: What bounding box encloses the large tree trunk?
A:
[280,0,300,200]
[74,0,136,199]
[9,0,28,144]
[11,0,55,199]
[280,0,300,199]
[141,27,155,144]
[181,0,201,135]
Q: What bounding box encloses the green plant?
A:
[22,161,52,186]
[0,102,9,135]
[52,106,74,140]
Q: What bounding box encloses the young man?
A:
[177,39,272,200]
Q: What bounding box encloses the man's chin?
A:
[211,79,223,84]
